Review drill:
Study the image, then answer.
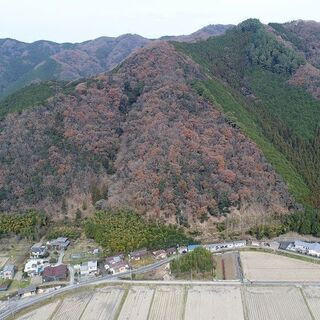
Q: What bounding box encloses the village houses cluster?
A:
[3,234,320,297]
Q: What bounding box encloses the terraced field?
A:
[244,286,312,320]
[16,301,61,320]
[52,292,92,320]
[241,251,320,281]
[80,287,124,320]
[118,286,154,320]
[148,286,185,320]
[303,286,320,319]
[185,286,244,320]
[13,284,320,320]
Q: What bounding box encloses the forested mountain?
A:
[0,24,232,100]
[0,19,319,235]
[175,19,320,214]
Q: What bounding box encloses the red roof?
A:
[43,265,68,277]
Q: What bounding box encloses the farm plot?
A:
[80,286,124,320]
[0,256,9,269]
[241,251,320,281]
[118,286,154,320]
[148,286,185,320]
[244,286,312,320]
[16,300,61,320]
[303,286,320,319]
[52,292,92,320]
[185,286,244,320]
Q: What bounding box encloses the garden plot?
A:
[118,286,154,320]
[16,300,60,320]
[241,251,320,281]
[80,286,124,320]
[303,286,320,319]
[148,286,185,320]
[0,256,9,268]
[185,286,244,320]
[244,286,312,320]
[52,292,92,320]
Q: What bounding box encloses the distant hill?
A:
[0,34,150,99]
[160,24,234,42]
[0,25,232,99]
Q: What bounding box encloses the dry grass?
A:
[148,286,185,320]
[185,286,244,320]
[244,286,312,320]
[241,251,320,281]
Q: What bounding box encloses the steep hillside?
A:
[174,19,320,210]
[0,34,150,99]
[0,41,293,229]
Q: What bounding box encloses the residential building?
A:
[47,237,70,250]
[278,241,293,250]
[2,264,15,280]
[152,250,167,259]
[293,240,311,253]
[234,240,246,248]
[178,246,188,254]
[31,243,48,258]
[17,285,37,298]
[129,248,148,260]
[24,259,48,276]
[42,265,68,282]
[109,261,129,274]
[105,255,124,270]
[166,247,177,255]
[80,261,98,276]
[307,243,320,257]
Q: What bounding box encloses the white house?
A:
[109,262,129,274]
[234,240,246,248]
[178,246,188,254]
[293,240,311,253]
[80,261,98,276]
[24,259,48,276]
[307,243,320,257]
[152,250,167,259]
[30,243,48,258]
[2,264,16,280]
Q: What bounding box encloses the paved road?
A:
[56,250,64,266]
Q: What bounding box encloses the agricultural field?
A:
[148,286,185,320]
[0,237,32,267]
[0,256,9,269]
[213,252,239,280]
[303,286,320,319]
[13,283,320,320]
[244,286,312,320]
[185,286,244,320]
[63,238,102,264]
[16,300,61,320]
[241,251,320,281]
[80,287,124,320]
[52,292,92,320]
[118,286,154,320]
